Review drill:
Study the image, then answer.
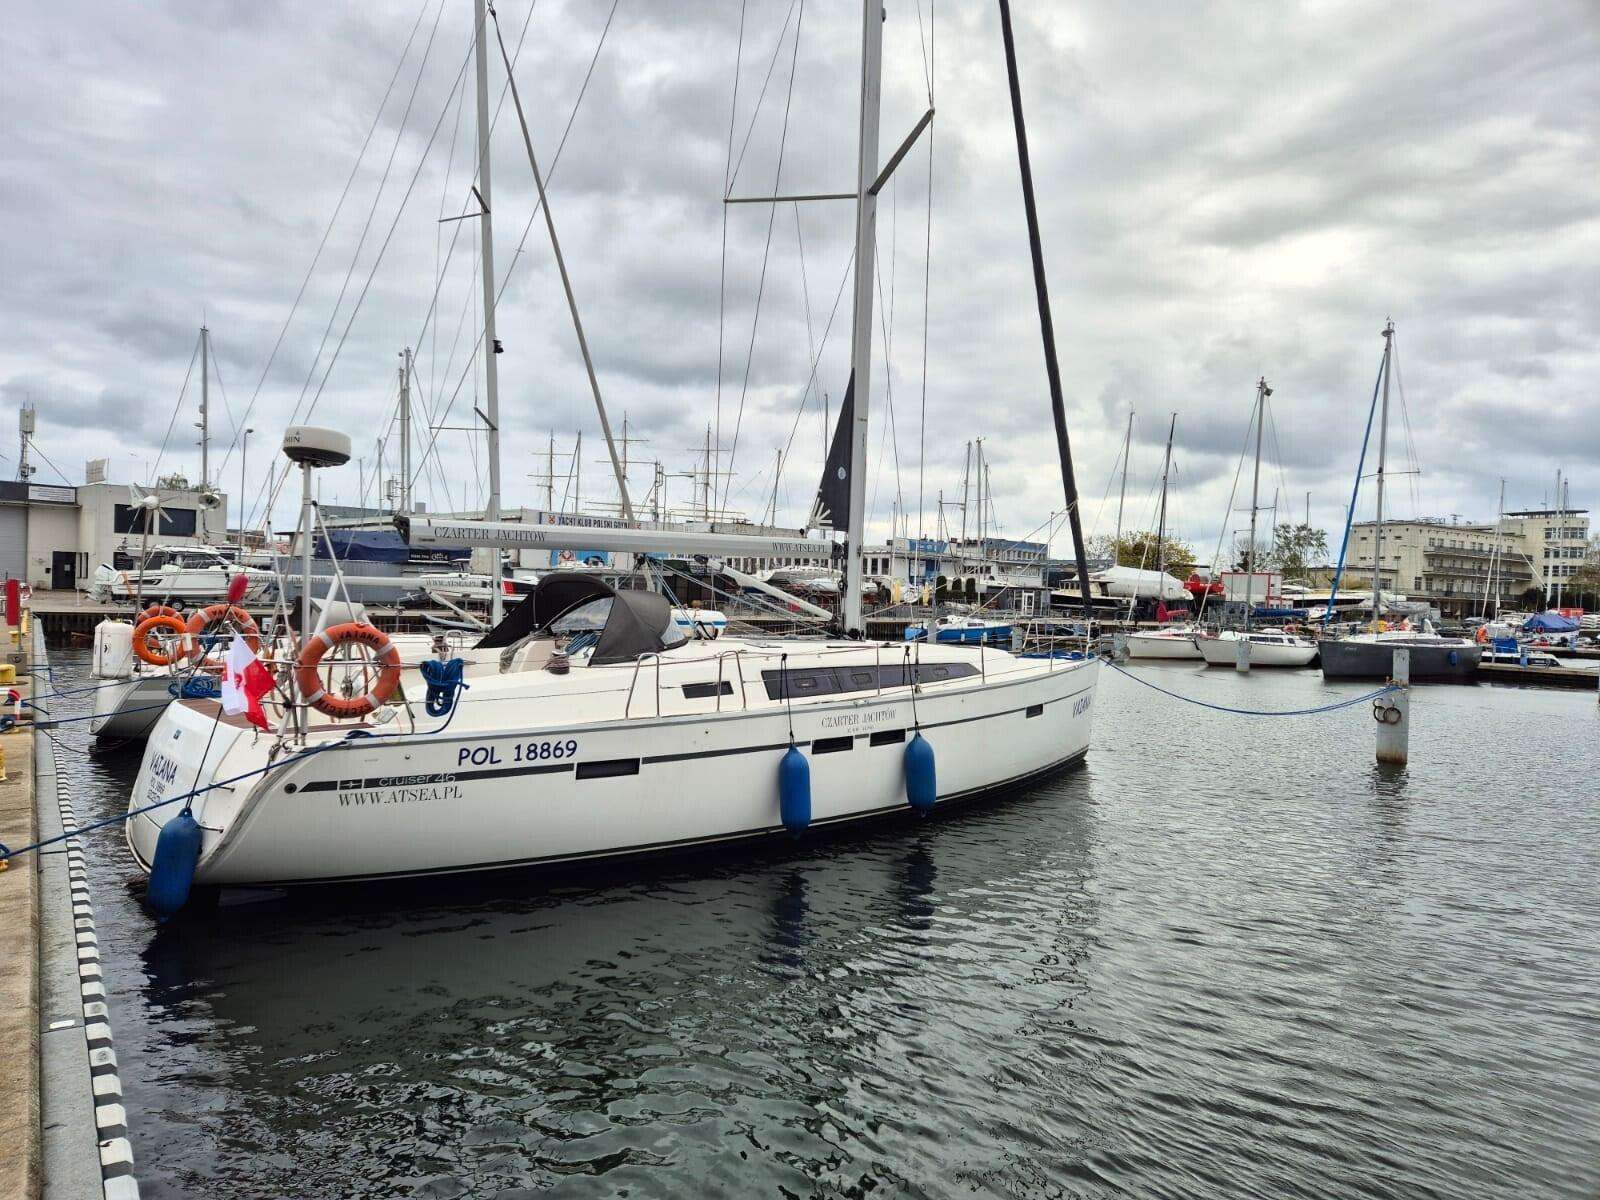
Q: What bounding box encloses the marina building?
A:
[0,478,231,592]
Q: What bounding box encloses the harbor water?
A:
[45,648,1600,1198]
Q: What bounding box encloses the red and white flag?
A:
[220,634,274,730]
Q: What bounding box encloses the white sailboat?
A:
[1124,414,1203,660]
[126,0,1101,895]
[1195,377,1316,668]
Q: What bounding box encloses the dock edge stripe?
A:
[50,736,141,1199]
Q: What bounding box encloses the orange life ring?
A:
[294,622,402,719]
[139,603,180,622]
[184,604,261,661]
[1474,625,1488,644]
[132,614,190,667]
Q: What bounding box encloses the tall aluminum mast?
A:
[1372,321,1394,621]
[397,347,413,515]
[841,0,884,634]
[472,0,504,623]
[1244,377,1270,629]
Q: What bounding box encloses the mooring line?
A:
[1102,659,1398,717]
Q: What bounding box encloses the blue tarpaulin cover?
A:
[1521,611,1579,633]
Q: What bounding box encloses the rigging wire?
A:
[149,333,202,483]
[249,23,478,536]
[713,0,750,532]
[720,0,805,518]
[406,1,619,499]
[247,0,461,535]
[216,0,435,484]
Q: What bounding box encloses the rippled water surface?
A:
[45,648,1600,1198]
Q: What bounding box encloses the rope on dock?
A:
[1103,660,1399,717]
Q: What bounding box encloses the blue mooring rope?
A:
[1102,659,1399,717]
[418,657,468,717]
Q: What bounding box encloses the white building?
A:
[0,480,231,591]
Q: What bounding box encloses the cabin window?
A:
[681,681,735,699]
[759,661,978,701]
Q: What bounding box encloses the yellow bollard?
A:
[0,742,7,780]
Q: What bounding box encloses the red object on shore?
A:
[4,578,18,625]
[226,572,249,604]
[1183,573,1224,597]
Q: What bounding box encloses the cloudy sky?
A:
[2,0,1596,560]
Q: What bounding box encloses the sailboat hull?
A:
[127,657,1099,888]
[1124,631,1201,660]
[91,672,175,742]
[1319,638,1480,683]
[1196,635,1318,668]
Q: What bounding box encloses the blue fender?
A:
[778,745,811,835]
[147,809,203,921]
[904,732,937,815]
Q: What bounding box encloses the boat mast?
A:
[841,0,884,634]
[199,325,210,492]
[1372,320,1393,622]
[1155,413,1175,606]
[1244,377,1269,630]
[472,0,504,623]
[1482,477,1505,619]
[397,347,413,515]
[1114,409,1132,551]
[998,0,1096,622]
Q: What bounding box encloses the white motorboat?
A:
[90,546,275,605]
[1195,629,1318,668]
[127,576,1097,886]
[905,614,1014,645]
[1124,627,1202,659]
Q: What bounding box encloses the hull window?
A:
[576,758,641,780]
[1025,704,1044,718]
[869,728,906,746]
[812,736,854,754]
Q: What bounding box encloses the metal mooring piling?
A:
[1375,647,1410,765]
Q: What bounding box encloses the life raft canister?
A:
[132,614,190,667]
[183,604,261,662]
[294,622,402,719]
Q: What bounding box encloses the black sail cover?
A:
[808,372,854,531]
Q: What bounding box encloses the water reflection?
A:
[43,649,1600,1199]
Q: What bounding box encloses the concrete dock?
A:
[1,620,136,1200]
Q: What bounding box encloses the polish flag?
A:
[221,634,274,730]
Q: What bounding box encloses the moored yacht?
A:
[123,0,1105,906]
[126,574,1097,887]
[1195,629,1318,668]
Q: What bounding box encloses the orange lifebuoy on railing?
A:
[139,603,180,622]
[294,622,402,719]
[184,604,261,661]
[132,614,190,667]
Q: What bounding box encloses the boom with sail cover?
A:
[809,372,855,530]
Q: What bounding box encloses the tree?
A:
[1568,536,1600,608]
[1103,531,1195,579]
[1265,523,1329,579]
